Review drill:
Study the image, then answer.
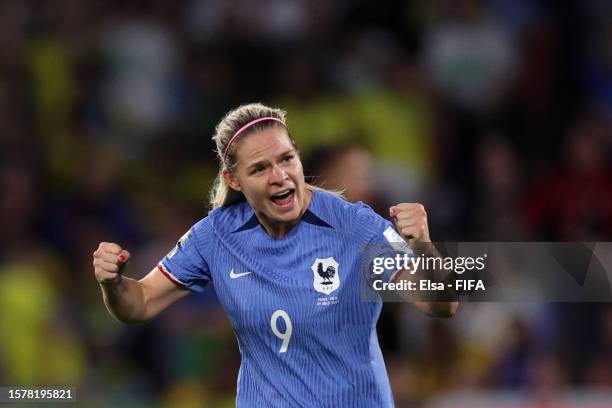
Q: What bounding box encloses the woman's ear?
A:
[223,168,242,192]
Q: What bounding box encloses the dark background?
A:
[0,0,611,406]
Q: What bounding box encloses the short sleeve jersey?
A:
[159,190,408,407]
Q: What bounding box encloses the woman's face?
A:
[224,125,309,232]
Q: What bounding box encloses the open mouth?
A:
[271,188,295,208]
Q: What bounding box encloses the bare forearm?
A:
[100,276,148,324]
[390,243,458,317]
[411,243,458,317]
[94,243,189,323]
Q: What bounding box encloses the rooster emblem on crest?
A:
[317,262,336,285]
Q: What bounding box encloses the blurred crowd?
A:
[0,0,611,407]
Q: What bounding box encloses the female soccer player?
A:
[93,103,457,407]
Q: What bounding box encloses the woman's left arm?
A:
[389,203,458,318]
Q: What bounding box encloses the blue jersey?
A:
[159,190,404,407]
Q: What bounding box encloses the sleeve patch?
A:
[383,226,413,255]
[167,229,192,259]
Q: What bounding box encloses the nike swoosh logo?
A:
[229,269,253,279]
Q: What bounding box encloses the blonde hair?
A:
[210,103,342,208]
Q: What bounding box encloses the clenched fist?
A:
[389,203,431,245]
[93,242,130,286]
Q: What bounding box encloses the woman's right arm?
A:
[93,242,191,324]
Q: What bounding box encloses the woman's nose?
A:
[269,165,288,184]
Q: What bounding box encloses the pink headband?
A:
[223,117,286,163]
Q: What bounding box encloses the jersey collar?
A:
[232,191,333,233]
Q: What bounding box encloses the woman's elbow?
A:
[428,301,459,318]
[437,301,459,318]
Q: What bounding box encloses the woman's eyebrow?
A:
[277,149,294,158]
[246,160,267,171]
[246,149,294,170]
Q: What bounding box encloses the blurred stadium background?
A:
[0,0,611,407]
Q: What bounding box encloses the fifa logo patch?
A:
[311,257,340,295]
[167,229,191,259]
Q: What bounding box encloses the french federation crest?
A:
[311,257,340,295]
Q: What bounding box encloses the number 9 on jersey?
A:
[270,310,292,353]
